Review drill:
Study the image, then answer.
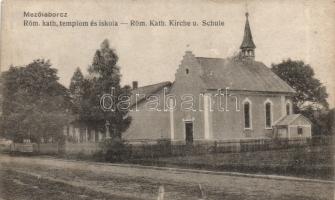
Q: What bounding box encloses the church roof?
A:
[274,114,311,126]
[196,57,295,93]
[240,13,256,49]
[130,81,172,107]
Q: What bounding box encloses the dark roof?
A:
[130,81,172,107]
[240,13,256,49]
[274,114,311,126]
[196,57,295,93]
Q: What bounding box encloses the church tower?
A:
[240,12,256,60]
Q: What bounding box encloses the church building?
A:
[62,13,312,147]
[122,13,312,144]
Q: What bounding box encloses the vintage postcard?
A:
[0,0,334,199]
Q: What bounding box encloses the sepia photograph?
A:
[0,0,334,199]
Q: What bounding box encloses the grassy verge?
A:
[16,143,334,181]
[125,145,334,180]
[0,169,140,200]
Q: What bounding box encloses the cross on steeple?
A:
[186,44,191,51]
[245,0,249,14]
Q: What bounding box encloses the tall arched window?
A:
[265,101,272,128]
[243,99,252,129]
[286,102,291,115]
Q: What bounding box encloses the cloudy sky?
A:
[1,0,334,107]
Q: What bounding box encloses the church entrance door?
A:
[185,121,193,145]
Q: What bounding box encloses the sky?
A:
[1,0,334,107]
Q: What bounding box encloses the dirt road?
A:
[0,154,333,200]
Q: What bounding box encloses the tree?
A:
[301,107,335,135]
[69,67,84,114]
[79,39,131,140]
[1,59,71,143]
[271,59,328,111]
[271,59,332,135]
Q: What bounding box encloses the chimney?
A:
[132,81,138,89]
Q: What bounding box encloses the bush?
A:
[99,138,131,162]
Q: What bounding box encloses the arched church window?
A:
[243,99,252,129]
[186,68,189,74]
[286,102,291,115]
[265,101,272,128]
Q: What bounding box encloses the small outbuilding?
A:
[273,114,312,139]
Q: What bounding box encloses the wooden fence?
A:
[128,136,333,158]
[4,136,333,158]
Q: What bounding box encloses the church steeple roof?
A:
[240,12,256,49]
